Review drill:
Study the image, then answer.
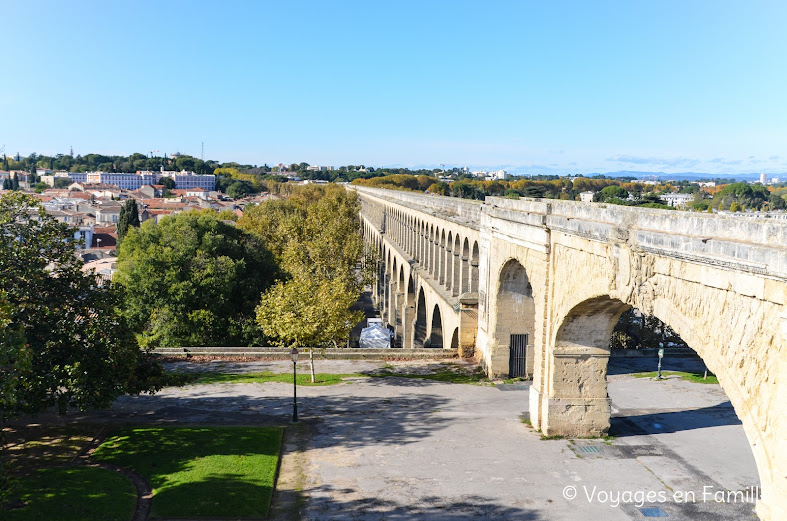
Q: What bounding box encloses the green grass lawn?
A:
[190,370,362,385]
[3,466,136,521]
[92,427,282,519]
[634,370,719,384]
[170,365,491,387]
[370,366,490,385]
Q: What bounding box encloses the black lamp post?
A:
[291,347,299,423]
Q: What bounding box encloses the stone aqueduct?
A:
[352,186,787,521]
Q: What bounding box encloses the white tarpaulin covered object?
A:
[359,324,392,348]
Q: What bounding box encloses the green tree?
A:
[175,156,197,171]
[714,182,769,210]
[241,185,371,377]
[158,176,176,190]
[226,180,250,199]
[115,210,277,347]
[53,177,73,189]
[0,292,31,500]
[117,199,140,242]
[767,193,786,210]
[427,182,450,195]
[256,274,362,349]
[0,294,31,422]
[11,174,19,191]
[599,185,629,201]
[0,193,163,419]
[521,185,547,198]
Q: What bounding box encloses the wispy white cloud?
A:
[606,155,701,168]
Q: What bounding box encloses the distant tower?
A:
[760,173,767,185]
[201,142,204,161]
[70,146,74,157]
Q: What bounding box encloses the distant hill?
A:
[585,171,774,182]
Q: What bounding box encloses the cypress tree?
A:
[127,199,140,228]
[117,202,129,242]
[117,199,140,242]
[11,174,19,191]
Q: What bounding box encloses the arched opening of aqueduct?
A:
[413,288,427,348]
[490,259,536,377]
[429,305,443,349]
[545,294,770,517]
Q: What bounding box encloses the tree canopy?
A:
[115,210,277,347]
[712,182,770,211]
[0,193,163,419]
[239,185,370,347]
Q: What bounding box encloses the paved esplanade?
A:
[109,360,760,520]
[352,186,787,521]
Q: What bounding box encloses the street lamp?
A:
[291,347,299,423]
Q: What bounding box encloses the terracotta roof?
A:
[144,200,187,209]
[93,226,117,234]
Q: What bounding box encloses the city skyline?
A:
[3,1,786,176]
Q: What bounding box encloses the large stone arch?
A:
[382,248,392,321]
[461,238,470,293]
[470,241,480,293]
[429,225,436,275]
[452,235,462,296]
[543,290,784,521]
[388,256,399,330]
[413,287,428,348]
[439,229,447,285]
[428,304,443,348]
[445,231,454,292]
[392,264,405,348]
[489,259,535,376]
[403,273,416,349]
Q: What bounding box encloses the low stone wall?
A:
[154,346,460,360]
[610,347,701,358]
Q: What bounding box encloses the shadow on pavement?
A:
[611,402,740,437]
[276,485,544,521]
[18,391,454,450]
[607,356,709,376]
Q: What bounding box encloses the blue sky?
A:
[3,1,786,175]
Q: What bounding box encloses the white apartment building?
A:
[167,173,216,190]
[86,172,159,190]
[661,193,695,208]
[76,170,214,191]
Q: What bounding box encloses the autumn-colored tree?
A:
[241,185,371,380]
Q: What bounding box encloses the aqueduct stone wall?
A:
[353,186,787,521]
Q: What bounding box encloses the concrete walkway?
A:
[100,359,759,520]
